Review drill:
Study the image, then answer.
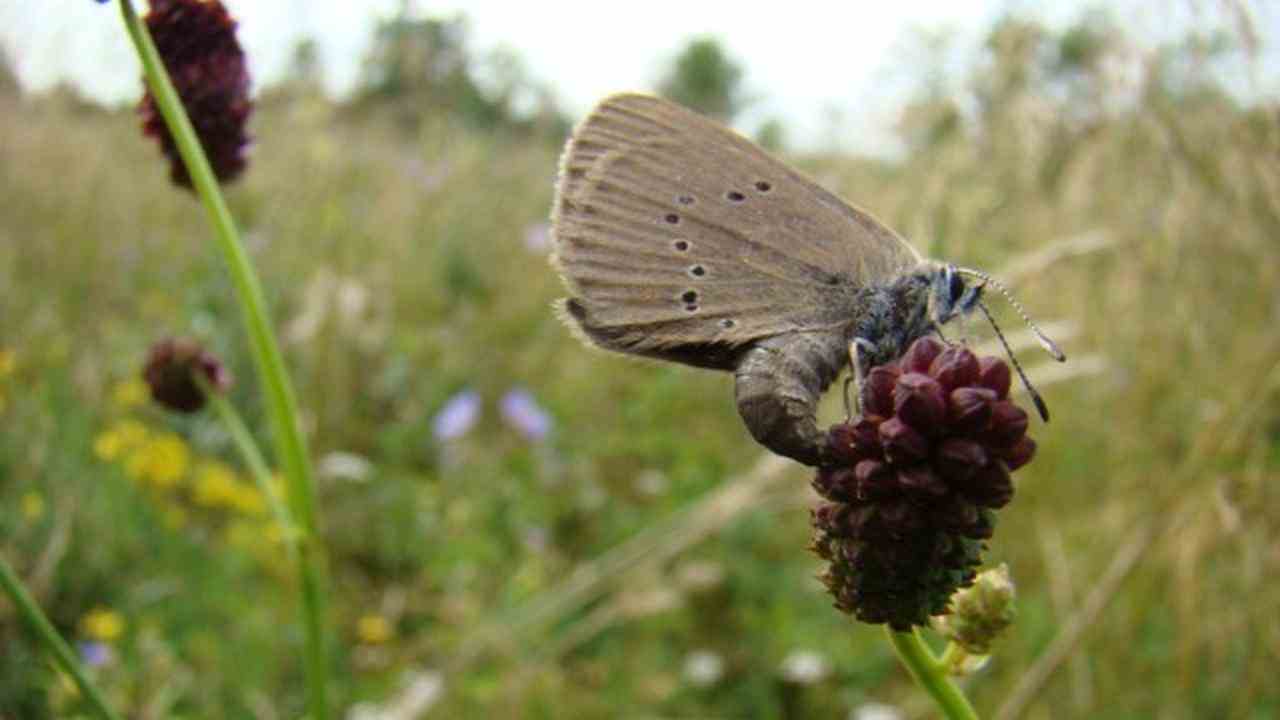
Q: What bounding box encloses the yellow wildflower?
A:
[262,520,290,545]
[193,461,240,508]
[56,671,81,701]
[93,433,117,461]
[228,483,266,516]
[267,472,287,502]
[111,378,150,410]
[356,614,394,645]
[124,452,149,481]
[94,420,149,462]
[21,491,46,521]
[80,607,125,642]
[127,432,189,489]
[119,420,148,443]
[223,519,286,553]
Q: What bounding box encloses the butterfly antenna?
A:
[976,299,1050,422]
[958,267,1066,362]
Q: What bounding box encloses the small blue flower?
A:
[432,390,481,441]
[500,388,553,441]
[78,641,114,667]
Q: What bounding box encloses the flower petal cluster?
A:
[811,337,1036,629]
[139,0,251,189]
[143,337,232,413]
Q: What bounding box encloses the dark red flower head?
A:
[811,337,1038,629]
[139,0,251,190]
[142,337,232,413]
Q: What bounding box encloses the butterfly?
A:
[551,93,1062,466]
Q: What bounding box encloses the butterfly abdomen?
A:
[732,275,937,466]
[734,330,850,466]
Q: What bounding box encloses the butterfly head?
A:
[930,264,984,327]
[922,262,1066,422]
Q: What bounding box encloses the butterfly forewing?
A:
[552,93,921,370]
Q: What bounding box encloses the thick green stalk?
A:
[116,2,329,717]
[886,627,980,720]
[0,556,124,720]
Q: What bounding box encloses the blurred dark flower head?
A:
[142,337,232,413]
[139,0,251,190]
[810,336,1037,630]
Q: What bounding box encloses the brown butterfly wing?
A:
[551,93,921,371]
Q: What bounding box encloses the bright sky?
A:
[2,1,1275,153]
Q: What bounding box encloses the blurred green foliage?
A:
[351,8,568,142]
[1,9,1279,719]
[658,36,748,122]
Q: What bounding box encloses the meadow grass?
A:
[1,63,1278,717]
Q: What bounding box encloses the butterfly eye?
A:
[948,270,965,303]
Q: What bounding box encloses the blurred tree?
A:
[658,36,747,122]
[974,18,1051,116]
[0,47,18,99]
[892,11,1262,202]
[288,38,323,91]
[358,9,501,129]
[898,96,963,152]
[474,47,531,116]
[255,37,326,108]
[1055,18,1111,77]
[1056,14,1129,109]
[895,28,964,153]
[1149,29,1239,103]
[755,117,787,153]
[356,6,566,138]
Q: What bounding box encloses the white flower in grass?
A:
[683,649,724,687]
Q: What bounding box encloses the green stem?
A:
[116,3,329,717]
[0,556,124,720]
[939,641,964,673]
[886,627,980,720]
[204,386,298,548]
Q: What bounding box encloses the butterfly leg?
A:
[734,332,848,467]
[842,376,856,421]
[842,338,877,421]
